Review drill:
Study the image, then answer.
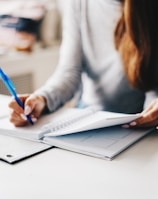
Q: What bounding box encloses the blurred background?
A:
[0,0,66,95]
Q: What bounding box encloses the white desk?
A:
[0,95,158,199]
[0,130,158,199]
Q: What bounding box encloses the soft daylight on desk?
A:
[0,0,158,199]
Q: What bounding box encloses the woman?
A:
[9,0,158,128]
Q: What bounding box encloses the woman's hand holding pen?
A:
[123,98,158,128]
[9,94,46,127]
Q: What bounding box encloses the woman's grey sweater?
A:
[35,0,151,114]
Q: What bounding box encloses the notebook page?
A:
[0,107,97,140]
[0,94,10,118]
[42,107,98,134]
[44,111,140,136]
[0,117,48,140]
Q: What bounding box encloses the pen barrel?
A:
[15,96,24,109]
[26,115,34,125]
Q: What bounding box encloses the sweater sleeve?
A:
[34,0,82,112]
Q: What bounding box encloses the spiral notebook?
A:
[0,106,153,161]
[0,106,140,140]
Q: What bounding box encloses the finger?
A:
[131,111,158,128]
[141,102,155,115]
[9,99,24,113]
[24,94,46,118]
[24,95,39,115]
[143,103,158,118]
[141,107,158,124]
[142,99,158,115]
[10,119,27,127]
[10,108,26,121]
[9,94,29,113]
[134,120,157,128]
[9,110,28,127]
[129,119,156,128]
[9,109,37,127]
[134,100,158,125]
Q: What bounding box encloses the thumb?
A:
[24,95,37,115]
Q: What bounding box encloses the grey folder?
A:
[0,134,52,163]
[44,126,153,160]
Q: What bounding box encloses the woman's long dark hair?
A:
[115,0,158,91]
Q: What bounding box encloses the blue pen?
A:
[0,67,33,125]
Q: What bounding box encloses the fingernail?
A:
[32,118,37,123]
[24,106,31,115]
[129,121,137,126]
[122,124,130,128]
[20,113,27,121]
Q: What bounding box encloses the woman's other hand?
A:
[127,99,158,128]
[9,94,46,126]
